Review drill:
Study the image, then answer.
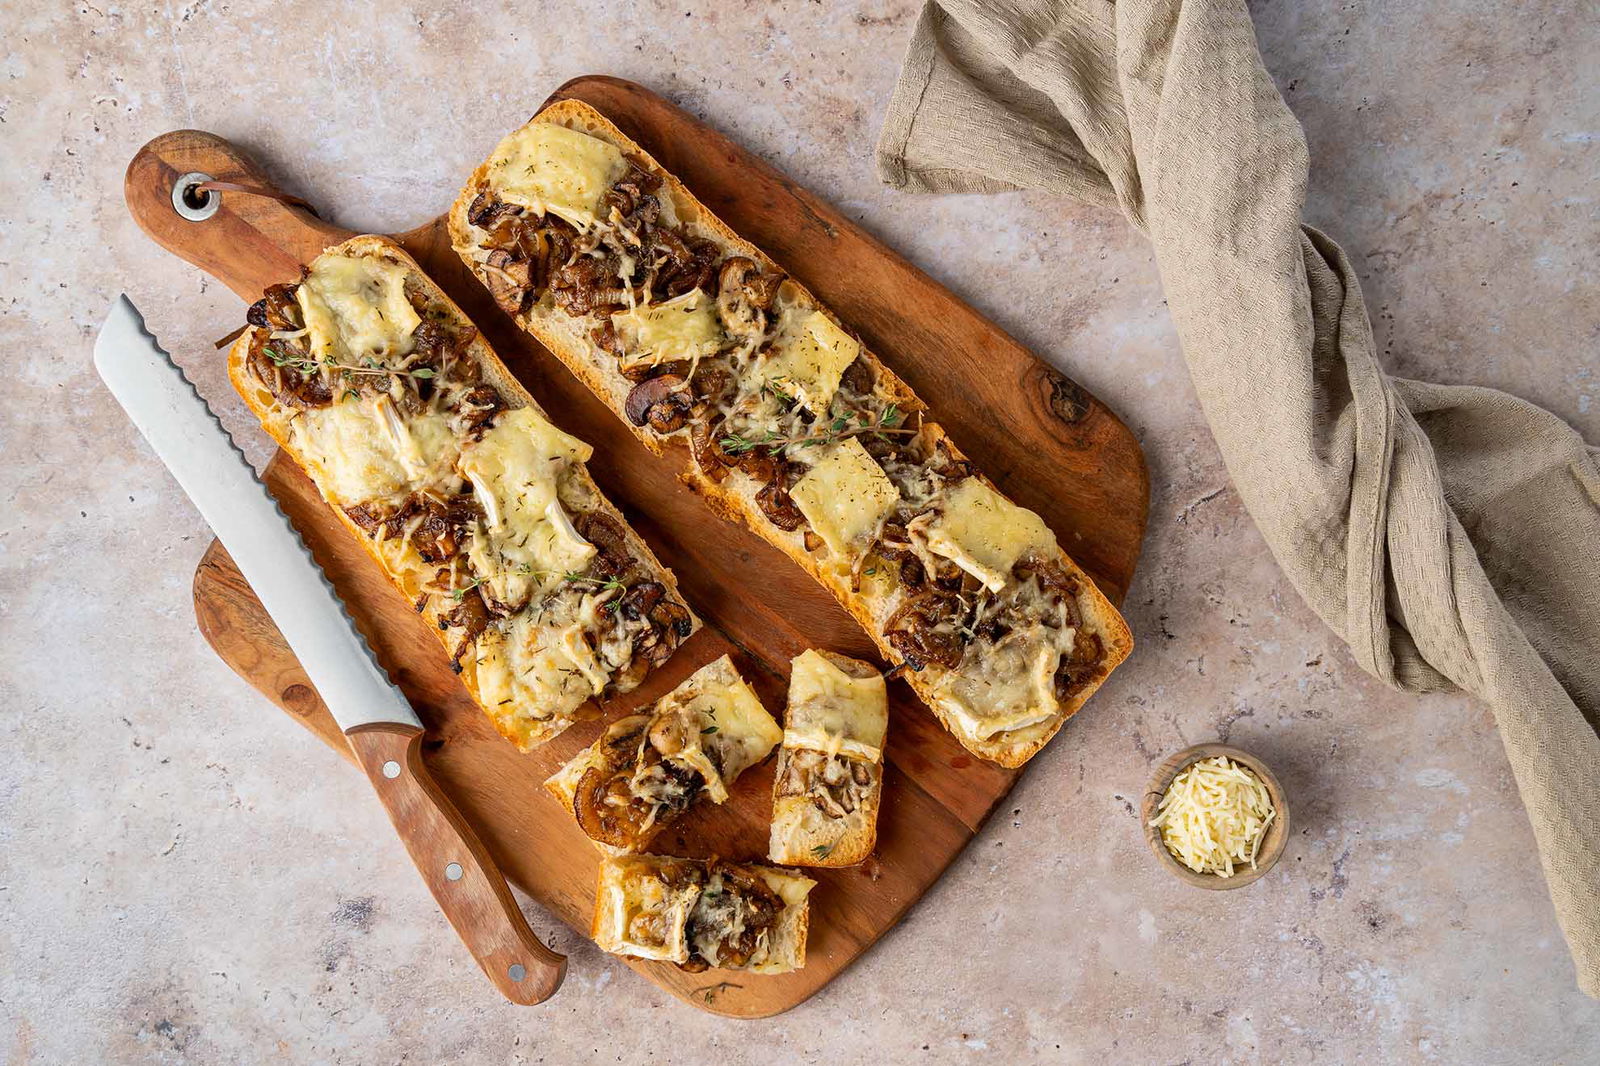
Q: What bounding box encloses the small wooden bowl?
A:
[1140,743,1289,890]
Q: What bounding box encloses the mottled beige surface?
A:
[2,1,1597,1063]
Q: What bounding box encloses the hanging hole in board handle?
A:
[169,172,322,223]
[172,171,219,222]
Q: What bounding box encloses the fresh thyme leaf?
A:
[811,843,834,858]
[721,404,914,455]
[410,367,435,379]
[701,725,719,735]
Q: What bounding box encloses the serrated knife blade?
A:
[92,294,564,1004]
[93,294,420,733]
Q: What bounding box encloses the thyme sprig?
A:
[264,346,436,383]
[720,404,910,455]
[450,567,626,607]
[693,980,745,1005]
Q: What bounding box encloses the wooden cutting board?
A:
[125,76,1148,1017]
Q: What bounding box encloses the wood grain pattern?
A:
[130,76,1148,1017]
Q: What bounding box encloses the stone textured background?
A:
[3,1,1598,1063]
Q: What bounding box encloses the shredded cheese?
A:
[1149,756,1277,877]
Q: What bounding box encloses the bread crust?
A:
[768,650,883,867]
[590,854,813,973]
[226,234,698,751]
[546,653,778,852]
[449,103,1132,767]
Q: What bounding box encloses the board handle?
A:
[125,130,354,300]
[345,722,567,1005]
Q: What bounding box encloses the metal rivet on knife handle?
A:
[382,760,402,779]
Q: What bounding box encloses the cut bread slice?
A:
[545,654,781,852]
[769,650,886,867]
[591,853,813,974]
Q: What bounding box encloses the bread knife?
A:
[92,295,566,1005]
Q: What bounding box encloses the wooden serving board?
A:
[125,76,1148,1017]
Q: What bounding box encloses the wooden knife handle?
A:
[345,722,567,1005]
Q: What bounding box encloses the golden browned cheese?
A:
[449,102,1132,767]
[228,235,698,752]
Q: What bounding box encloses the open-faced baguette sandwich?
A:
[228,235,697,750]
[545,654,781,851]
[769,650,886,867]
[593,854,813,974]
[449,103,1132,767]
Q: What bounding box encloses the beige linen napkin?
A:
[877,0,1600,994]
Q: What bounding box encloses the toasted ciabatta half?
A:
[592,854,813,974]
[227,235,698,750]
[769,650,886,867]
[545,654,781,851]
[449,103,1132,767]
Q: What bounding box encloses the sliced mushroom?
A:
[467,191,522,231]
[574,765,646,848]
[648,597,694,642]
[619,581,665,622]
[247,283,302,331]
[684,863,784,970]
[574,511,634,580]
[1055,631,1105,699]
[454,384,504,437]
[883,592,965,670]
[482,249,533,315]
[623,373,691,434]
[689,417,733,483]
[440,586,491,647]
[755,469,806,532]
[813,788,849,819]
[839,354,875,397]
[246,332,332,409]
[647,707,695,758]
[715,257,766,340]
[590,320,625,359]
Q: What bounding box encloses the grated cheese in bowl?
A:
[1149,755,1277,877]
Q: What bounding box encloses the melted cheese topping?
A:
[605,868,695,963]
[665,658,782,798]
[295,254,420,363]
[289,398,410,506]
[932,627,1067,742]
[458,408,596,603]
[484,121,628,230]
[473,607,603,728]
[916,477,1056,593]
[751,307,860,414]
[784,650,887,760]
[611,288,723,366]
[790,439,901,562]
[597,857,812,971]
[1148,756,1277,877]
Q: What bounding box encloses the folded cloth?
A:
[877,0,1600,995]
